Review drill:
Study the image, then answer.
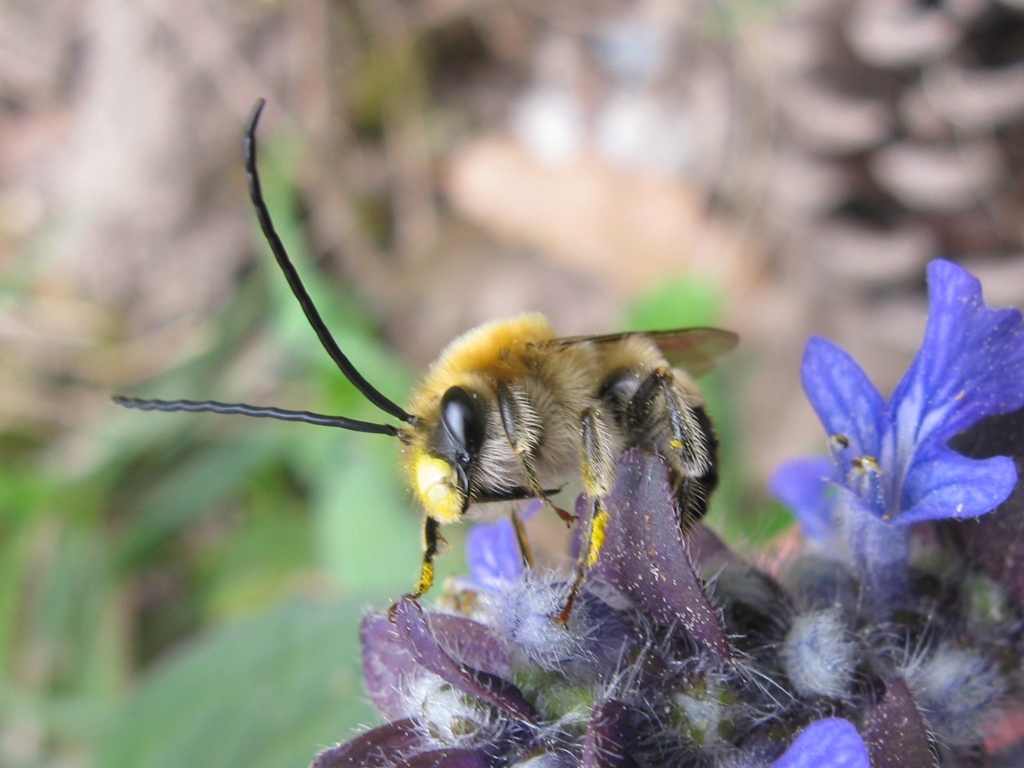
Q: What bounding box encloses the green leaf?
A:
[199,505,315,621]
[310,440,423,594]
[0,517,35,686]
[94,598,376,768]
[118,434,285,568]
[293,420,465,598]
[626,277,723,331]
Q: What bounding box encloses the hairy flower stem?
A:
[846,500,910,615]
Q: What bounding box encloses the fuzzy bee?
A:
[114,100,737,619]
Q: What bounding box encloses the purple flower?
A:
[467,517,526,589]
[312,448,1017,767]
[311,260,1024,766]
[770,719,869,768]
[773,260,1024,611]
[314,453,808,766]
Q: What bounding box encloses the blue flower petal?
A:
[889,260,1024,449]
[783,260,1024,612]
[796,260,1024,532]
[769,456,835,540]
[877,260,1024,524]
[771,718,870,768]
[801,337,885,458]
[467,518,524,588]
[898,445,1016,523]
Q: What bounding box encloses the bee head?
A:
[408,385,486,524]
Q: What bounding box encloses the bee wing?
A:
[642,327,739,375]
[536,327,738,377]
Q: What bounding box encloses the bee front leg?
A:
[497,381,574,524]
[389,516,443,621]
[411,515,443,599]
[557,407,614,625]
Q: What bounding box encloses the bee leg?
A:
[390,517,444,618]
[497,381,574,524]
[556,407,614,625]
[627,367,716,524]
[389,516,443,620]
[411,516,443,599]
[519,455,574,525]
[655,372,720,524]
[679,404,719,519]
[625,368,707,475]
[556,495,612,625]
[526,463,575,524]
[510,510,535,569]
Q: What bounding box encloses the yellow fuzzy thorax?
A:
[407,313,555,417]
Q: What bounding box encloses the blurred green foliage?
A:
[94,599,376,768]
[0,128,464,768]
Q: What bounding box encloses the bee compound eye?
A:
[440,386,484,459]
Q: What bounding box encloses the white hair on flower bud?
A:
[478,572,597,672]
[780,608,857,700]
[903,645,1005,745]
[405,675,500,747]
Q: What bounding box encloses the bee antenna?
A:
[112,396,401,436]
[244,98,415,425]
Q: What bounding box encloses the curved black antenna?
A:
[245,99,415,425]
[113,396,400,436]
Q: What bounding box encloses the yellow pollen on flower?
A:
[851,455,879,472]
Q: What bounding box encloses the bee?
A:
[114,100,738,619]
